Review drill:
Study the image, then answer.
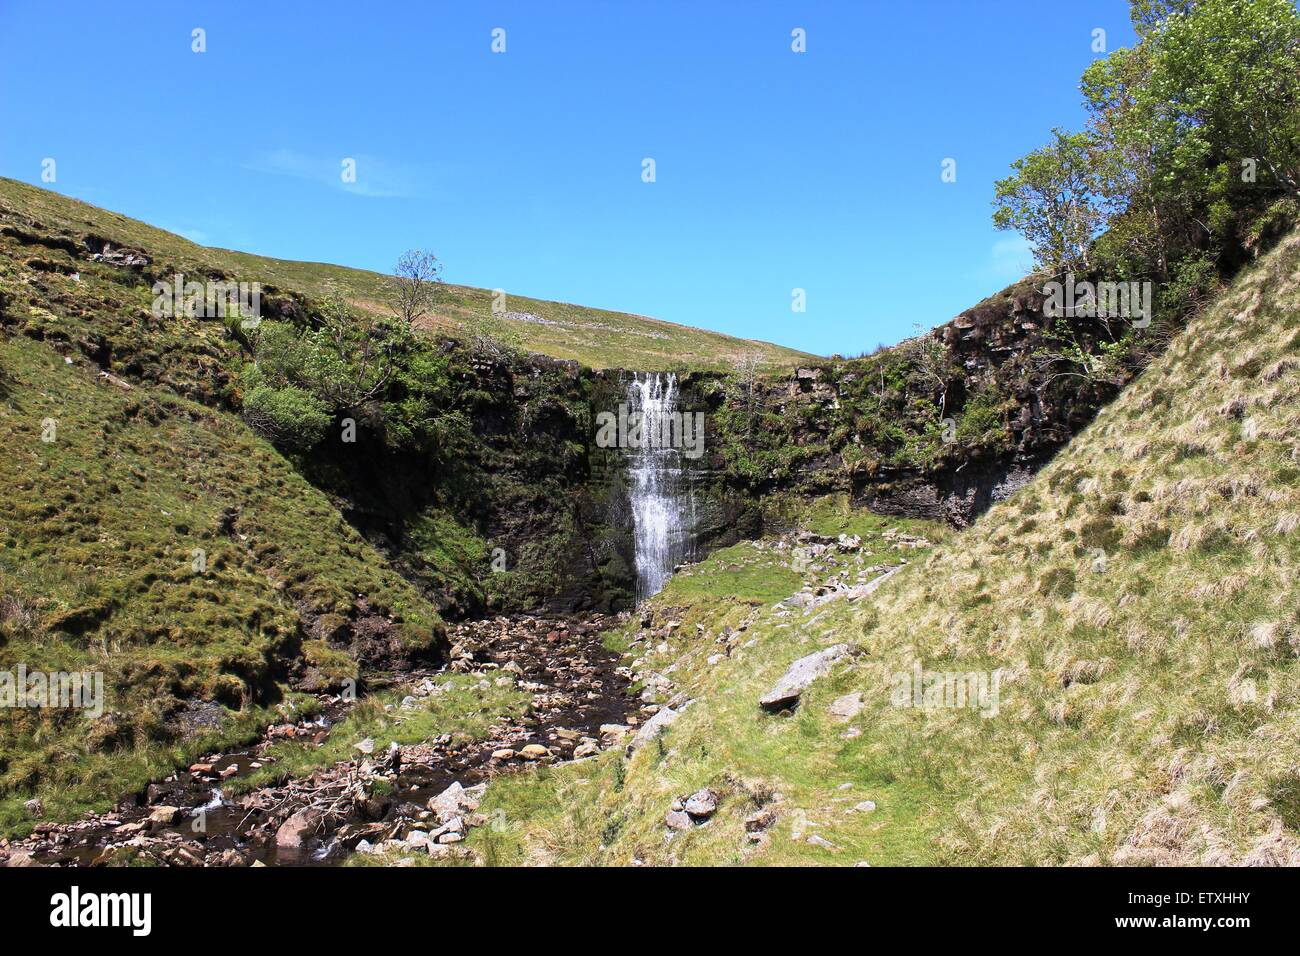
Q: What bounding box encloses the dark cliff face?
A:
[306,354,639,619]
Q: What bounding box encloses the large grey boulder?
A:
[759,644,851,711]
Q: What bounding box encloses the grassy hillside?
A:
[0,330,444,834]
[0,177,814,372]
[453,228,1300,866]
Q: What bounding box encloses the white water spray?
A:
[626,373,696,602]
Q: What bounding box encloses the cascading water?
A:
[626,372,696,602]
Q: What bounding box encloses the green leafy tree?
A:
[1152,0,1300,201]
[993,129,1109,273]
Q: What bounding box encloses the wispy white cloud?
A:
[160,224,210,245]
[977,234,1036,285]
[244,148,429,198]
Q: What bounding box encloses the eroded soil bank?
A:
[1,613,632,867]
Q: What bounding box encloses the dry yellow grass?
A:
[850,228,1300,864]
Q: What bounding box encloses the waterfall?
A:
[626,372,695,602]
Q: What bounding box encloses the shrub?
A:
[242,384,332,450]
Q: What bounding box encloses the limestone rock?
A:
[759,644,851,711]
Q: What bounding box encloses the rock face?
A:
[759,645,851,711]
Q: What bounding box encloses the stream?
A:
[6,612,633,867]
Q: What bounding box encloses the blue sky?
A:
[0,1,1135,357]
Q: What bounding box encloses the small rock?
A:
[427,782,472,822]
[23,799,43,818]
[147,805,181,827]
[519,744,550,761]
[491,749,516,760]
[829,692,864,720]
[850,801,877,814]
[684,788,718,819]
[664,810,693,831]
[744,808,777,832]
[355,737,376,754]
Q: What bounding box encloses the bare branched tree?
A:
[391,249,443,326]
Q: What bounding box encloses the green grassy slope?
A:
[0,332,444,833]
[0,178,815,372]
[461,229,1300,866]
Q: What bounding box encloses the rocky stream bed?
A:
[1,613,634,867]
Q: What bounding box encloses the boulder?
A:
[275,808,320,849]
[147,805,182,827]
[519,744,550,761]
[759,645,851,711]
